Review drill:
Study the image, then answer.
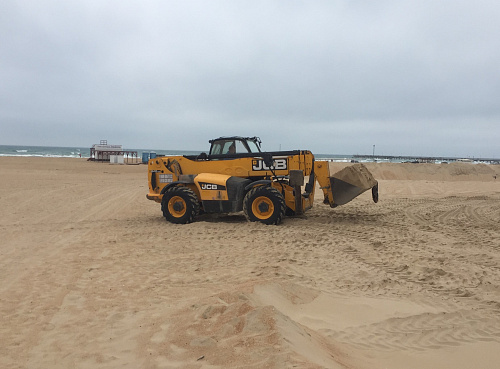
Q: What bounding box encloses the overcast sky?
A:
[1,0,499,157]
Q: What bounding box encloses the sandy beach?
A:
[1,157,500,369]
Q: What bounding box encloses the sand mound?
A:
[150,280,497,369]
[447,162,495,176]
[151,283,344,368]
[329,162,499,182]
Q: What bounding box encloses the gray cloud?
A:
[1,0,499,157]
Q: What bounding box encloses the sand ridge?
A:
[1,157,500,368]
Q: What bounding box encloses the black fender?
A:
[244,180,271,191]
[160,182,183,195]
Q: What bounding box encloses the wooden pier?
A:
[352,154,500,164]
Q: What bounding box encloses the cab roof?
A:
[209,136,261,146]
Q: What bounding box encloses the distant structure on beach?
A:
[352,154,500,165]
[88,140,138,163]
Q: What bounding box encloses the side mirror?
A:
[262,153,274,168]
[196,152,208,160]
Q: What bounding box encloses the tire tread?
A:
[161,186,200,224]
[243,186,286,225]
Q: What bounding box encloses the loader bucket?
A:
[327,164,378,207]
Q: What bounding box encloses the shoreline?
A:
[2,144,499,164]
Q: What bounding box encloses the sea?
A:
[0,144,360,162]
[0,144,202,160]
[0,144,497,164]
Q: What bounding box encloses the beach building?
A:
[89,140,138,163]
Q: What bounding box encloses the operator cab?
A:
[209,136,262,155]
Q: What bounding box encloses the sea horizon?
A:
[0,144,498,164]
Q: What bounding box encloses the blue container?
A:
[150,152,157,159]
[142,152,150,163]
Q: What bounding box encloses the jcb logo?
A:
[252,158,287,171]
[200,183,223,190]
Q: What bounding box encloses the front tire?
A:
[243,186,286,225]
[161,187,200,224]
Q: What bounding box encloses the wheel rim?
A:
[168,196,187,218]
[252,196,274,220]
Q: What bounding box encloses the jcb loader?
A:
[146,137,379,225]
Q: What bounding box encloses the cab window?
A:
[210,139,257,155]
[234,141,248,153]
[210,142,223,155]
[222,141,235,154]
[221,140,247,154]
[246,140,260,153]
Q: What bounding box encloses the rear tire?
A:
[161,187,200,224]
[243,186,286,225]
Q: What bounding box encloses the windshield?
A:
[210,138,261,155]
[210,140,244,155]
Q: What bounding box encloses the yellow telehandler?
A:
[146,136,378,225]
